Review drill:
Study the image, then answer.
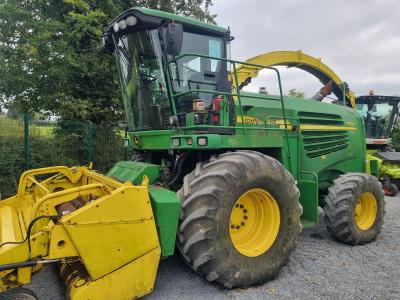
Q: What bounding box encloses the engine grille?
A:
[298,111,349,158]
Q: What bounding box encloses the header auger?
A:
[0,7,384,299]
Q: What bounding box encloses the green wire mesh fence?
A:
[0,114,127,198]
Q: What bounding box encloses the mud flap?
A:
[298,172,319,227]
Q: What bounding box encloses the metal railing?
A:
[167,53,289,131]
[166,53,294,172]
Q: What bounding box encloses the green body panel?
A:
[148,186,180,257]
[106,161,161,184]
[298,172,319,226]
[130,130,175,150]
[369,159,379,177]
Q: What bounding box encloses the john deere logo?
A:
[236,116,264,125]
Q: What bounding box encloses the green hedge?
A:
[392,124,400,151]
[0,117,125,198]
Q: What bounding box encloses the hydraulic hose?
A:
[0,215,60,258]
[0,259,62,272]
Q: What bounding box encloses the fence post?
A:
[23,113,30,170]
[87,121,93,163]
[124,126,128,161]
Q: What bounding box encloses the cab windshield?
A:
[357,102,397,139]
[114,28,227,130]
[114,29,170,130]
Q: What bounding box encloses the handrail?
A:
[172,89,284,102]
[167,53,287,130]
[183,125,288,131]
[17,166,83,202]
[182,115,300,131]
[167,52,293,172]
[169,53,285,72]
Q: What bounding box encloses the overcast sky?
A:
[212,0,400,97]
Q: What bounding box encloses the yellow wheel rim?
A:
[229,188,280,257]
[355,192,377,230]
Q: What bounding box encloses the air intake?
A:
[298,112,349,158]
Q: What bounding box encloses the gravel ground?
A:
[26,196,400,300]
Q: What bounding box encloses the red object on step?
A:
[212,96,224,124]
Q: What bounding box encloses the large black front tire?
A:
[176,151,302,288]
[323,173,385,245]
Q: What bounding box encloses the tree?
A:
[287,88,306,99]
[0,0,215,125]
[392,124,400,151]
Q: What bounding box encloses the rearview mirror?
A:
[102,34,115,54]
[165,23,183,56]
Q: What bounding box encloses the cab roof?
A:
[106,7,229,36]
[357,95,400,104]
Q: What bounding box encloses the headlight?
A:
[113,22,119,33]
[126,16,138,26]
[118,20,127,30]
[197,137,208,146]
[172,138,180,147]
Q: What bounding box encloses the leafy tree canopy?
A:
[287,88,306,99]
[0,0,215,124]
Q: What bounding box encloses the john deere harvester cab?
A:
[0,8,385,300]
[357,95,400,195]
[103,8,233,134]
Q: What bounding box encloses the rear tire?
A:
[176,151,302,288]
[383,182,398,197]
[131,151,146,162]
[323,173,385,245]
